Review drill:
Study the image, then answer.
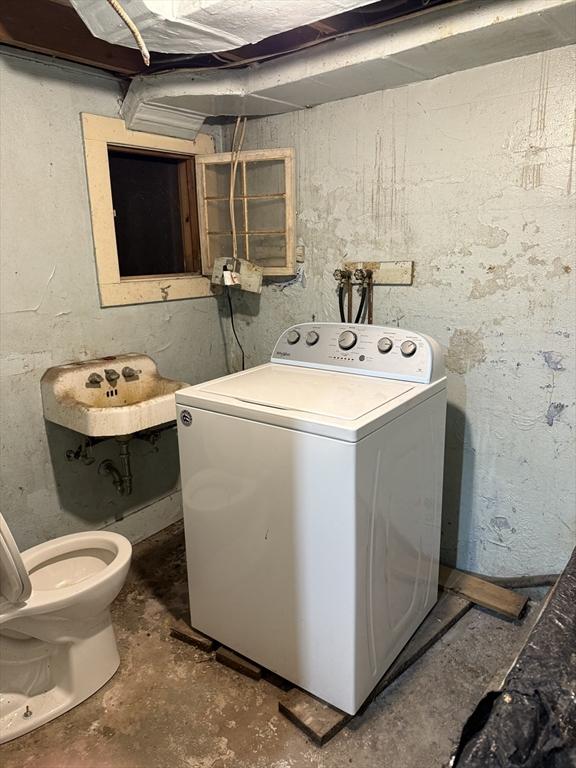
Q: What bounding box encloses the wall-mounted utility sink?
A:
[41,354,188,437]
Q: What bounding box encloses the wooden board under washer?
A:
[215,646,263,680]
[439,566,528,620]
[170,620,216,653]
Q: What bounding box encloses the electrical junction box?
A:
[211,257,263,294]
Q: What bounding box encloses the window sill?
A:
[99,274,214,306]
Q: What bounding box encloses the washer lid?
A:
[198,365,414,420]
[0,513,32,605]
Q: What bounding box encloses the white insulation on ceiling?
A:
[120,0,576,139]
[69,0,370,54]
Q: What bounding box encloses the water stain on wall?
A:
[521,161,544,190]
[446,329,487,375]
[520,53,550,190]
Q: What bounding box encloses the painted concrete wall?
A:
[225,46,576,576]
[0,50,227,550]
[1,45,573,576]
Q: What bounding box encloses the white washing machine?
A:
[176,323,446,714]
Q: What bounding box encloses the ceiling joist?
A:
[0,0,459,77]
[0,0,172,75]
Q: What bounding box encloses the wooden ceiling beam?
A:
[1,0,459,78]
[308,20,339,35]
[0,0,150,75]
[212,50,245,63]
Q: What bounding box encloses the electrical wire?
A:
[105,0,150,66]
[354,286,367,324]
[229,116,247,261]
[223,118,248,373]
[226,286,245,371]
[229,117,241,260]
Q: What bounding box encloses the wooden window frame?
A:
[108,145,201,276]
[82,114,214,306]
[196,148,296,277]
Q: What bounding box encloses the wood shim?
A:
[170,620,216,652]
[439,566,528,620]
[215,647,262,680]
[280,592,472,745]
[280,690,350,746]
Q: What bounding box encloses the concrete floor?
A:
[1,522,541,768]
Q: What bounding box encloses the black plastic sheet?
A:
[452,547,576,768]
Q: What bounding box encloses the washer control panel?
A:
[271,323,444,383]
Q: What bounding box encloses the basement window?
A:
[108,148,200,277]
[83,115,296,305]
[196,149,296,277]
[82,114,214,306]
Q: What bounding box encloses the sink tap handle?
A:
[122,366,140,380]
[104,368,120,384]
[86,372,104,388]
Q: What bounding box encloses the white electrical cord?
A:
[229,117,241,261]
[229,116,247,261]
[226,116,248,372]
[106,0,150,66]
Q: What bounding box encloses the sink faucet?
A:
[86,372,103,388]
[104,369,120,385]
[122,366,140,381]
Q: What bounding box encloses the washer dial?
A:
[338,330,357,350]
[286,330,300,345]
[400,340,417,357]
[306,331,319,346]
[377,337,393,354]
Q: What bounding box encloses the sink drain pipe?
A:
[99,436,133,496]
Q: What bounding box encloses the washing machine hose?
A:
[354,286,367,324]
[338,284,346,322]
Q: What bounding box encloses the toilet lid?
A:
[0,513,32,604]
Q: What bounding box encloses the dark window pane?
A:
[248,234,286,267]
[108,150,188,277]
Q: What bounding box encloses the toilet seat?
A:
[0,527,132,623]
[0,515,31,605]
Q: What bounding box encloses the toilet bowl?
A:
[0,513,132,743]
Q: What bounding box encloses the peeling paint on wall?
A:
[541,351,565,371]
[0,53,227,549]
[546,402,567,426]
[225,46,576,576]
[446,329,487,375]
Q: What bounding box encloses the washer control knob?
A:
[338,330,357,350]
[306,331,319,346]
[377,337,393,354]
[286,330,300,345]
[401,340,417,357]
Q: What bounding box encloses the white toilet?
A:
[0,513,132,743]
